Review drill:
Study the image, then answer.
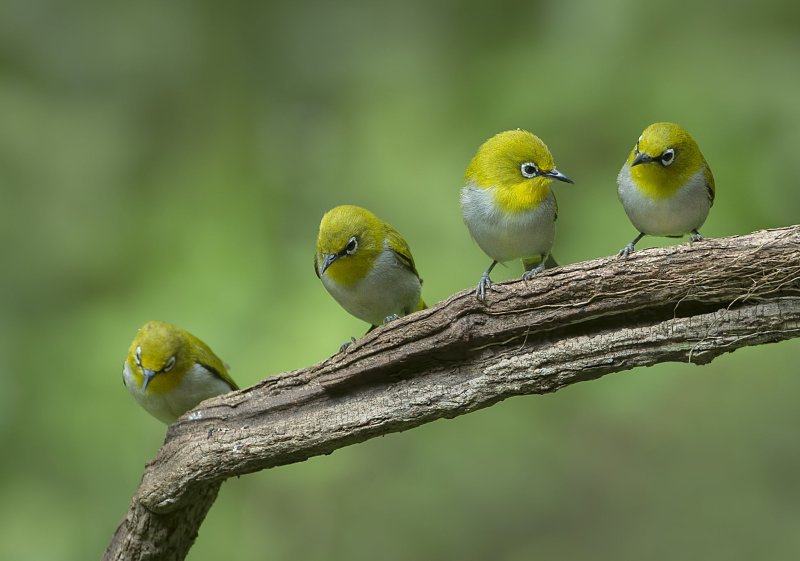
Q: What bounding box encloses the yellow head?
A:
[126,320,193,394]
[626,122,713,198]
[315,205,385,287]
[464,129,573,214]
[126,320,236,395]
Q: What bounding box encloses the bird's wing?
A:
[385,225,420,278]
[704,163,716,206]
[192,337,239,391]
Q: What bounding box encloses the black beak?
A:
[319,253,338,276]
[631,152,655,167]
[544,169,574,184]
[141,368,158,392]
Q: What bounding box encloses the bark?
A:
[104,226,800,561]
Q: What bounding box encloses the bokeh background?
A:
[1,0,799,559]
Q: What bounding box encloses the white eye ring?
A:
[345,236,358,255]
[163,356,176,372]
[520,162,539,178]
[135,346,142,367]
[660,148,675,166]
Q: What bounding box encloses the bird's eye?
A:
[520,162,539,178]
[135,346,142,367]
[660,148,675,166]
[345,236,358,255]
[163,356,176,372]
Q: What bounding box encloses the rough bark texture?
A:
[104,226,800,561]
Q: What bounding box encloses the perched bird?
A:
[617,122,715,257]
[461,129,573,300]
[315,205,425,336]
[122,320,238,424]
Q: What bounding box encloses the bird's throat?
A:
[324,254,373,287]
[491,182,550,214]
[631,165,690,199]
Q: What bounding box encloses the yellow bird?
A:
[617,122,715,257]
[122,320,238,424]
[461,129,573,300]
[315,205,425,335]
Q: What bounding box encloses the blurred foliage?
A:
[0,0,799,560]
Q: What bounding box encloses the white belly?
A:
[123,361,233,424]
[321,246,422,326]
[617,165,711,237]
[461,184,556,264]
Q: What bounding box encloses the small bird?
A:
[461,129,573,300]
[315,205,425,337]
[122,320,238,424]
[617,122,715,257]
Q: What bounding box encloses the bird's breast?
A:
[461,184,557,263]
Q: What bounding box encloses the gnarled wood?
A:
[104,225,800,561]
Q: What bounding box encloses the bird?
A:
[315,205,425,340]
[461,129,573,301]
[617,122,715,257]
[122,320,238,424]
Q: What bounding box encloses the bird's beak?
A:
[319,253,338,276]
[631,152,655,167]
[141,368,158,392]
[544,169,574,184]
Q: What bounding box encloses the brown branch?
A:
[104,225,800,561]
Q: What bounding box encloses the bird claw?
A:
[338,337,357,353]
[475,272,493,302]
[382,314,400,324]
[618,243,635,258]
[522,262,546,281]
[689,231,704,243]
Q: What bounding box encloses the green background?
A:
[1,0,799,559]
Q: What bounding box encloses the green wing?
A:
[189,333,239,391]
[385,224,426,313]
[385,225,420,278]
[704,163,715,206]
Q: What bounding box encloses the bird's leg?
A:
[522,255,547,280]
[689,229,704,243]
[618,232,645,258]
[476,260,498,301]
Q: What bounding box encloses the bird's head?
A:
[464,129,573,213]
[315,205,383,286]
[127,320,190,393]
[628,122,705,194]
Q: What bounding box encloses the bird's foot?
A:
[522,261,546,281]
[338,337,357,353]
[618,243,635,258]
[475,272,494,302]
[383,314,400,324]
[689,230,704,243]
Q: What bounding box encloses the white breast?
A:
[617,165,711,237]
[460,183,557,264]
[321,244,422,326]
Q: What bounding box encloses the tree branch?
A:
[104,226,800,561]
